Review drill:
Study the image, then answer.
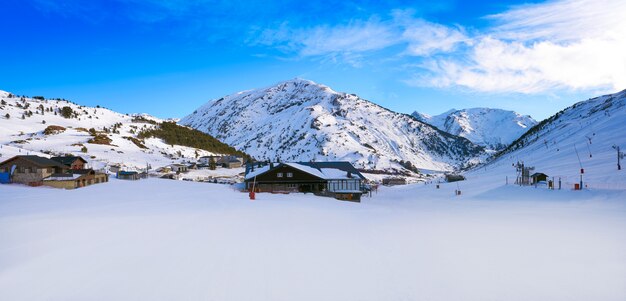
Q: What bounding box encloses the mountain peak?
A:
[267,78,336,94]
[181,81,484,172]
[413,107,537,151]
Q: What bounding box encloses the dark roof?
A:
[297,161,365,179]
[245,161,365,180]
[0,155,67,168]
[51,156,87,166]
[118,171,138,175]
[531,172,548,177]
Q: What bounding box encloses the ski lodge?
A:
[244,161,366,201]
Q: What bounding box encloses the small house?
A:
[218,156,243,168]
[43,169,108,189]
[382,177,406,186]
[117,171,140,180]
[245,161,366,202]
[51,156,88,170]
[531,172,548,184]
[170,164,188,173]
[0,155,68,185]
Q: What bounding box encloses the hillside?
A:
[181,79,485,173]
[413,108,536,151]
[479,89,626,188]
[0,91,245,171]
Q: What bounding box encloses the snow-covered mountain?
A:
[0,91,235,171]
[181,79,484,173]
[413,108,537,151]
[482,89,626,188]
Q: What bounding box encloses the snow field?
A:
[1,177,624,301]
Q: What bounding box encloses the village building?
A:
[531,172,548,184]
[0,155,68,186]
[51,156,88,169]
[0,155,107,188]
[108,164,122,174]
[170,163,188,173]
[155,166,172,173]
[382,177,407,186]
[196,164,210,170]
[198,155,220,165]
[218,156,244,168]
[43,169,109,189]
[198,155,244,169]
[244,161,366,201]
[117,171,141,180]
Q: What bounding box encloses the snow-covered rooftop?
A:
[244,162,364,180]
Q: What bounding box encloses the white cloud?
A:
[253,11,467,59]
[488,0,625,42]
[255,0,626,94]
[421,0,626,93]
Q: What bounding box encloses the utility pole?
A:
[613,145,622,171]
[618,146,622,170]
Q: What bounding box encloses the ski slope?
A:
[483,89,626,189]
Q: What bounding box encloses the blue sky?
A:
[1,0,624,120]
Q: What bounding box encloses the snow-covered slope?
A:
[0,92,226,171]
[482,89,626,188]
[413,108,536,151]
[181,79,484,173]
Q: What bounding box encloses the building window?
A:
[277,172,283,178]
[286,172,293,178]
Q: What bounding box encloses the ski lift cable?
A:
[574,144,583,169]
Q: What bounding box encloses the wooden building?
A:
[43,169,109,189]
[244,161,365,201]
[0,155,67,185]
[51,156,88,170]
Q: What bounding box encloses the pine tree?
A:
[60,106,73,118]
